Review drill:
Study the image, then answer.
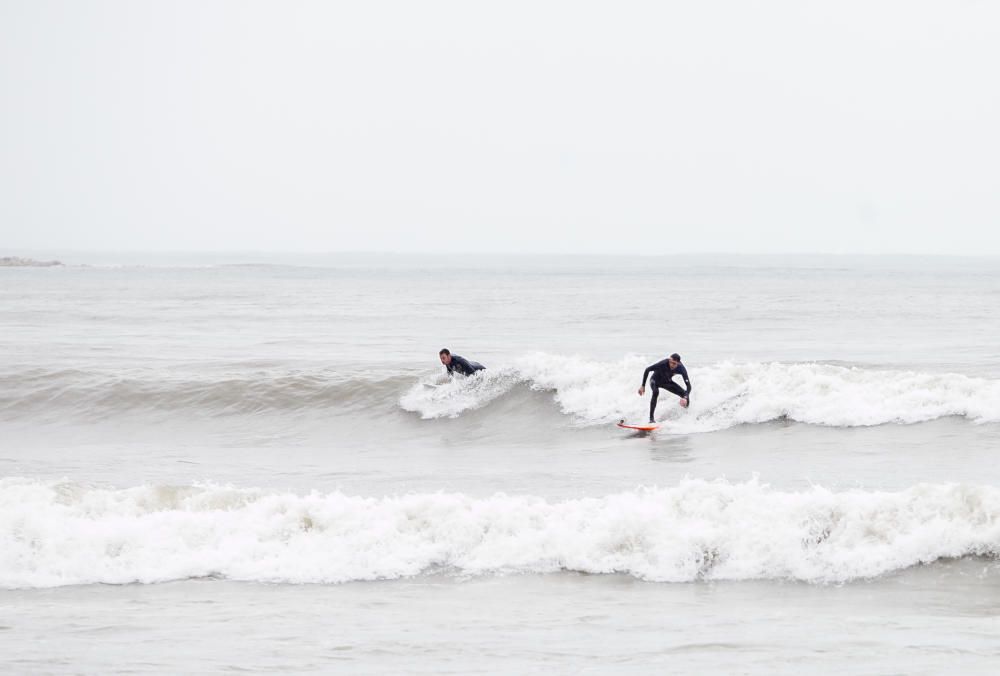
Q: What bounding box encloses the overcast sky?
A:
[1,1,998,255]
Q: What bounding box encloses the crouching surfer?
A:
[439,348,485,377]
[637,352,690,423]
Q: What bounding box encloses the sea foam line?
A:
[2,478,998,588]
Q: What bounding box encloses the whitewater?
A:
[400,356,1000,428]
[3,255,1000,673]
[4,478,999,589]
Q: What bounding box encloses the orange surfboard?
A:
[617,420,659,432]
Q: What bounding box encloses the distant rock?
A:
[0,256,64,267]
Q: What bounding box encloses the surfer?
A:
[439,348,485,377]
[638,353,690,423]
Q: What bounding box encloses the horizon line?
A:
[6,249,1000,260]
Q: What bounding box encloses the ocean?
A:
[2,254,999,673]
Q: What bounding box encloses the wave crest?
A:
[400,355,1000,430]
[4,356,999,430]
[0,368,399,420]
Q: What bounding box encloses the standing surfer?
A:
[638,353,690,423]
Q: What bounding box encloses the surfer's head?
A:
[439,348,452,365]
[668,353,681,368]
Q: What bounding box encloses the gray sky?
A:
[2,0,998,255]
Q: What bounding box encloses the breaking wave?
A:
[4,354,999,431]
[2,477,998,589]
[400,354,1000,430]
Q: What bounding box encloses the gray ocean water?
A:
[2,253,999,673]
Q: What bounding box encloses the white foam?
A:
[3,478,999,589]
[398,369,521,418]
[493,354,1000,430]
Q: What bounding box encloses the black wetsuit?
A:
[642,359,691,422]
[445,355,485,377]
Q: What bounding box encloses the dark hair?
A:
[670,353,681,362]
[439,348,451,356]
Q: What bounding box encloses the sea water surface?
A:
[1,254,999,673]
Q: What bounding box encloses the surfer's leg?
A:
[662,381,687,400]
[649,377,660,423]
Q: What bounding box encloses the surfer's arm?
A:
[640,366,653,387]
[638,363,655,395]
[679,366,691,399]
[641,360,667,387]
